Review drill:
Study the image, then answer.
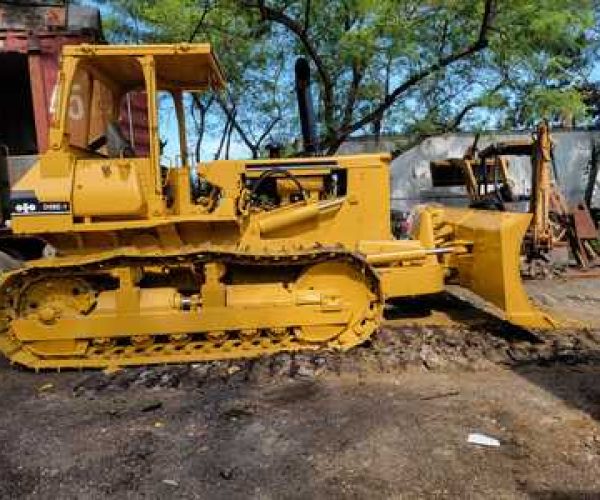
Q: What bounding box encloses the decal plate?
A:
[11,199,70,216]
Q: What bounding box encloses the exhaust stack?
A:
[295,57,319,155]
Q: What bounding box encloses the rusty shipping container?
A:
[0,1,149,201]
[0,3,103,155]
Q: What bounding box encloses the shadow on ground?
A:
[384,291,600,428]
[385,292,541,343]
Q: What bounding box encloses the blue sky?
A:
[157,93,247,164]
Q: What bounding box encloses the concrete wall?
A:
[340,131,600,212]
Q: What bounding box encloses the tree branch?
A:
[215,94,258,156]
[447,79,505,130]
[390,80,506,160]
[191,93,214,161]
[256,114,282,149]
[225,115,235,159]
[438,19,449,58]
[341,60,364,128]
[326,0,497,153]
[241,0,335,135]
[188,2,211,42]
[303,0,311,33]
[215,106,234,160]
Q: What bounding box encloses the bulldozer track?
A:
[0,247,383,370]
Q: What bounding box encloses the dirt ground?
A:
[1,278,600,499]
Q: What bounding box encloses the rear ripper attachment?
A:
[0,250,382,370]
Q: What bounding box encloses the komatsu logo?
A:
[14,203,37,214]
[10,195,70,216]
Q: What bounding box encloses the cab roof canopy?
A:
[62,43,226,92]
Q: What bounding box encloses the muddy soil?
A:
[1,278,600,499]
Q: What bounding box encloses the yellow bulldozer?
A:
[0,43,553,370]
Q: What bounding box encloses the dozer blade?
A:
[441,208,555,329]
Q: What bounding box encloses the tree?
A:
[100,0,293,159]
[238,0,595,152]
[99,0,595,158]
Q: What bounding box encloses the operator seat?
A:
[106,121,135,158]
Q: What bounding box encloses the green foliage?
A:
[512,88,588,127]
[97,0,597,156]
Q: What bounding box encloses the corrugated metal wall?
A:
[341,131,600,212]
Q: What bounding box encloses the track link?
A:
[0,248,383,370]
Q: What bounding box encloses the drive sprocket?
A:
[18,277,96,324]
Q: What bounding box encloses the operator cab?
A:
[41,44,226,221]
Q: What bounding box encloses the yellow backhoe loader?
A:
[430,124,598,271]
[0,44,553,370]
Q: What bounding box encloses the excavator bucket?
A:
[440,208,556,329]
